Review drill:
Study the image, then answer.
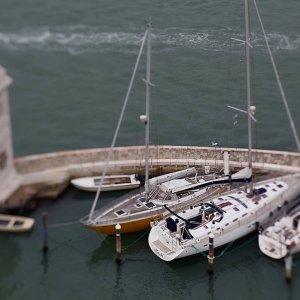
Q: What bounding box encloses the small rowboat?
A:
[0,214,35,233]
[71,174,141,192]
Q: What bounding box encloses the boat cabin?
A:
[165,203,223,239]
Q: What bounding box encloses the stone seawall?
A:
[2,145,300,210]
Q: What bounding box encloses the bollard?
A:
[207,233,215,275]
[42,212,48,253]
[115,224,122,264]
[284,248,292,283]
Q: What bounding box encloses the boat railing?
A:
[86,188,146,220]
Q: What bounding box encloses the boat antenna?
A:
[244,0,254,197]
[253,0,300,152]
[88,27,148,221]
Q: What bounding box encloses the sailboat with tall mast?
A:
[80,20,250,235]
[148,0,300,261]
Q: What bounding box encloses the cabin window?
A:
[233,218,238,222]
[115,209,126,216]
[135,203,142,208]
[233,207,240,212]
[138,197,146,203]
[218,201,232,209]
[145,202,156,209]
[242,213,248,217]
[277,184,284,188]
[265,184,270,187]
[272,188,277,192]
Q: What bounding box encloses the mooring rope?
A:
[195,234,257,259]
[48,220,80,228]
[121,229,150,251]
[217,234,257,257]
[215,240,236,258]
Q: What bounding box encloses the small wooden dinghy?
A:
[0,214,35,233]
[71,174,141,192]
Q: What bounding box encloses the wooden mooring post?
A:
[42,212,48,253]
[284,248,292,283]
[115,224,122,264]
[207,233,215,275]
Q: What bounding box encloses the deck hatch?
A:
[145,202,156,209]
[115,209,126,216]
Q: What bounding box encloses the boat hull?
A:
[0,214,35,233]
[148,221,256,261]
[71,175,140,192]
[89,217,153,235]
[72,181,140,192]
[149,173,300,261]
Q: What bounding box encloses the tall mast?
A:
[144,19,152,199]
[87,28,148,221]
[244,0,254,196]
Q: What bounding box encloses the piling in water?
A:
[284,248,292,283]
[207,233,215,275]
[42,212,48,253]
[115,224,122,264]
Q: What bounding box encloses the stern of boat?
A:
[148,223,182,261]
[258,232,287,259]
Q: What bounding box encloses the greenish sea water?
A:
[0,0,300,299]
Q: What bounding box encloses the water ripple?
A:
[0,26,299,54]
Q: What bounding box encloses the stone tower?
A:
[0,66,20,207]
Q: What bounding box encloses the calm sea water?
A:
[0,0,300,299]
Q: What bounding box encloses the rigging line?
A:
[253,0,300,152]
[48,220,80,228]
[121,229,150,251]
[88,29,148,220]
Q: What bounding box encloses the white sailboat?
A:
[148,0,300,261]
[80,20,250,235]
[71,174,141,192]
[258,203,300,259]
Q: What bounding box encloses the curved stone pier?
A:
[2,145,300,210]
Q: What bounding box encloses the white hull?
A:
[71,174,140,192]
[149,173,300,261]
[0,214,35,233]
[258,204,300,259]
